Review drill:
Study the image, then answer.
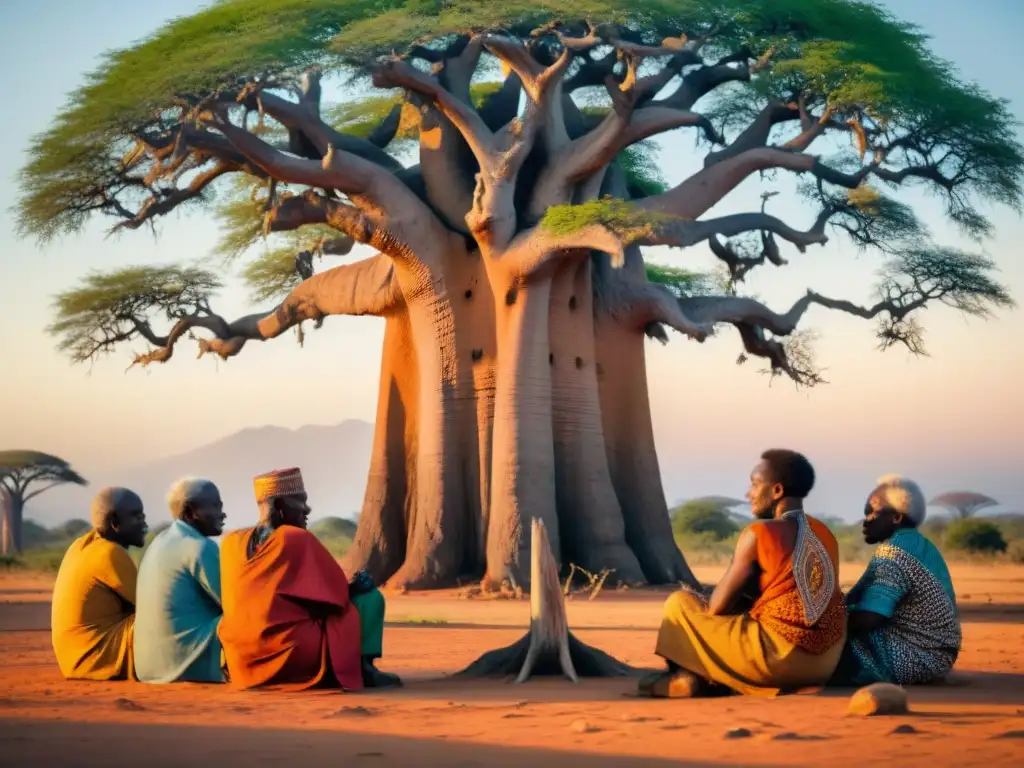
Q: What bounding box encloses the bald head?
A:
[90,487,147,548]
[166,477,225,537]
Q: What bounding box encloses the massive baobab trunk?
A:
[593,248,697,585]
[344,311,417,582]
[596,313,693,584]
[485,274,561,588]
[550,258,645,582]
[44,11,1015,592]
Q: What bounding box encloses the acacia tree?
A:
[19,0,1021,590]
[930,491,1000,519]
[0,451,88,555]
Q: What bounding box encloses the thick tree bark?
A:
[386,286,476,589]
[450,249,498,573]
[594,314,695,585]
[549,258,645,582]
[593,250,697,586]
[485,274,561,589]
[344,311,417,584]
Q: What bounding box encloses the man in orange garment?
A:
[218,467,400,690]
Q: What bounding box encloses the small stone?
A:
[847,683,909,716]
[772,732,827,741]
[725,728,753,739]
[890,724,921,735]
[501,713,527,719]
[570,719,597,734]
[113,698,144,711]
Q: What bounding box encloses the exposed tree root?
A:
[457,518,636,683]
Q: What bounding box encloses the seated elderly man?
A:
[218,467,400,690]
[134,478,227,683]
[643,449,846,698]
[51,487,148,680]
[831,475,961,686]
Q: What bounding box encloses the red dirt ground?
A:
[1,563,1022,766]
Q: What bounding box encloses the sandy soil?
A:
[1,563,1022,766]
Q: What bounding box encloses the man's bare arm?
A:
[707,528,760,616]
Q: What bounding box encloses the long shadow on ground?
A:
[0,718,748,767]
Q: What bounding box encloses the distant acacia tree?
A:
[0,452,88,555]
[671,499,740,540]
[17,0,1021,590]
[930,491,1000,519]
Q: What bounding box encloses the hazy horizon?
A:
[2,0,1022,526]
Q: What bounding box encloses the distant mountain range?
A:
[24,420,375,528]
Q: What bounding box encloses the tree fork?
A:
[458,518,634,682]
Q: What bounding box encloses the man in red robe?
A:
[218,467,400,690]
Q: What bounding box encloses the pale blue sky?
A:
[1,1,1022,521]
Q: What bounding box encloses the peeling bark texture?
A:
[458,519,635,681]
[72,14,1004,592]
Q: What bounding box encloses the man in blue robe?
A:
[134,478,227,683]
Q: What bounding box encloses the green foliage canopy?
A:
[48,266,223,364]
[17,0,1023,244]
[13,0,1023,386]
[0,451,87,492]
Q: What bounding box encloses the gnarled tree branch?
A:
[131,255,402,367]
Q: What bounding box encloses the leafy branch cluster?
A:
[18,0,1023,386]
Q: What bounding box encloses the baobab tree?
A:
[18,1,1021,590]
[0,451,88,555]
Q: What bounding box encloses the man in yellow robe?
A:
[643,449,846,698]
[51,487,148,680]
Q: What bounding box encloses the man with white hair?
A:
[831,474,962,686]
[51,487,148,680]
[134,478,227,683]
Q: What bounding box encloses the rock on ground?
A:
[847,683,909,716]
